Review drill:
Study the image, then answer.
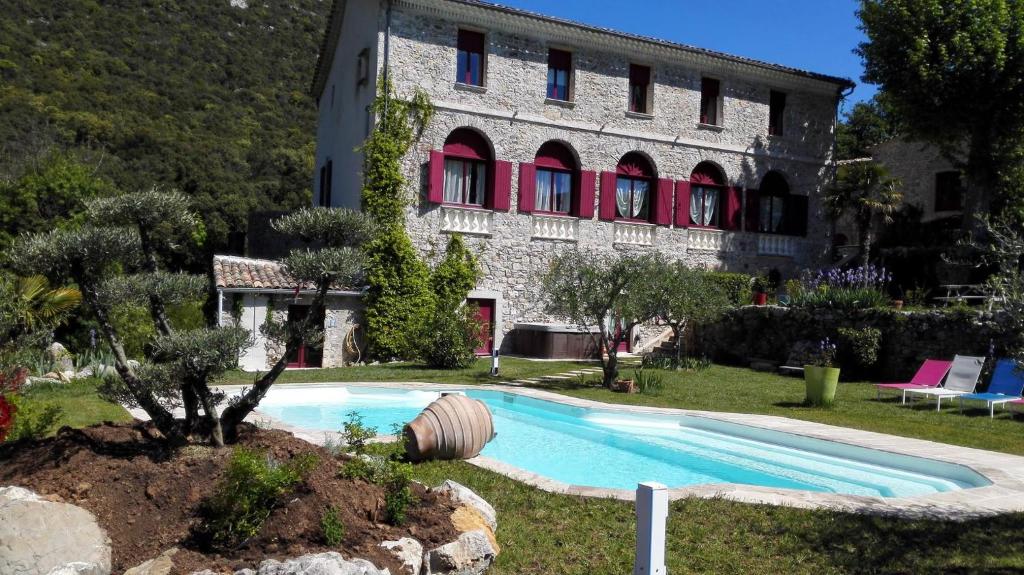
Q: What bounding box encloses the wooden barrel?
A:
[404,393,495,462]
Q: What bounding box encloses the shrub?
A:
[418,305,483,369]
[791,265,892,311]
[837,326,882,376]
[383,461,415,525]
[633,368,664,394]
[199,448,318,549]
[341,411,376,455]
[320,506,345,546]
[364,228,433,360]
[705,272,753,306]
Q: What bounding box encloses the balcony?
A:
[686,228,727,252]
[439,206,493,236]
[758,234,798,257]
[531,214,578,241]
[613,221,655,246]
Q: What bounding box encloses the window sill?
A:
[454,82,487,94]
[625,111,655,120]
[686,224,722,231]
[615,218,655,226]
[696,122,725,132]
[533,210,575,218]
[441,203,490,213]
[544,97,575,109]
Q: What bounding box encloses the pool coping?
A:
[206,381,1024,520]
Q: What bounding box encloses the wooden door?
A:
[468,298,495,355]
[285,305,323,368]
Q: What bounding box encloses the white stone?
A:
[612,222,655,246]
[531,214,578,241]
[0,486,111,575]
[251,553,389,575]
[757,233,798,257]
[439,206,493,236]
[123,547,177,575]
[686,228,728,251]
[379,538,423,575]
[424,530,497,575]
[435,480,497,531]
[46,342,74,372]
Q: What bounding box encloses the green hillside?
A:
[0,0,330,261]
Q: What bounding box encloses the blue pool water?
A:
[254,386,989,497]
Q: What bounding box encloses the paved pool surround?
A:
[159,382,1024,520]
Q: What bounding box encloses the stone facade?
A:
[873,139,963,223]
[313,0,850,354]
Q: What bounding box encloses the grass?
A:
[537,364,1024,456]
[15,378,132,433]
[410,460,1024,575]
[219,357,592,386]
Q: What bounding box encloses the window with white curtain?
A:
[535,169,572,213]
[759,194,786,233]
[443,158,486,206]
[615,176,649,220]
[689,186,719,227]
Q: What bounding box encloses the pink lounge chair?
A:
[875,359,953,403]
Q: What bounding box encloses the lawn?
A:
[15,378,132,433]
[219,357,592,386]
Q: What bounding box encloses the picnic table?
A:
[933,284,1003,311]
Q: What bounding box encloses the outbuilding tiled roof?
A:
[214,255,302,290]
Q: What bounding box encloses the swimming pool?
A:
[253,385,990,498]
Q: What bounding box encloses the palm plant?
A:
[824,161,903,264]
[1,275,81,346]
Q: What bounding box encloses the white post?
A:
[634,482,668,575]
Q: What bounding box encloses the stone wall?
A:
[380,3,840,351]
[697,306,1017,381]
[873,139,961,224]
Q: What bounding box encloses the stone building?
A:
[309,0,854,357]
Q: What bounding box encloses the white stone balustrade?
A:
[686,228,726,251]
[531,214,579,241]
[440,206,493,236]
[613,221,655,246]
[758,234,798,257]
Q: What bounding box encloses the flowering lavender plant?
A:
[808,337,838,368]
[791,265,892,310]
[804,264,892,290]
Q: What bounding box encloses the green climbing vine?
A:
[361,78,436,360]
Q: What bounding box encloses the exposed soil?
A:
[0,422,459,574]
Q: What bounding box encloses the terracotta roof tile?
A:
[213,255,357,292]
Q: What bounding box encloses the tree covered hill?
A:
[0,0,331,261]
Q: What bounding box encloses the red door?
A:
[285,305,323,368]
[468,298,495,355]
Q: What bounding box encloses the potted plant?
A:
[612,379,637,393]
[804,337,840,407]
[752,276,769,306]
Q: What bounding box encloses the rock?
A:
[42,371,63,381]
[450,507,498,553]
[123,547,178,575]
[380,537,423,575]
[0,485,112,575]
[46,342,74,372]
[248,552,389,575]
[434,481,497,531]
[424,530,497,575]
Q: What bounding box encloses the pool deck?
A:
[139,381,1024,520]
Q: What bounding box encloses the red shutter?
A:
[786,194,809,236]
[674,180,691,228]
[745,188,760,232]
[653,178,673,226]
[428,150,445,204]
[577,170,596,219]
[599,171,618,221]
[491,160,512,211]
[518,162,536,214]
[723,186,743,230]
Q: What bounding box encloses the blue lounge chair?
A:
[958,359,1024,418]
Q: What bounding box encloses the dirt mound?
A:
[0,422,458,574]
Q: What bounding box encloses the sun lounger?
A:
[958,359,1024,418]
[905,355,984,411]
[875,359,952,403]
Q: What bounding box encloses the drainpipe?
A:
[217,288,224,328]
[381,0,393,121]
[828,84,855,264]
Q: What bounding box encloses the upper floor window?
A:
[628,64,651,114]
[456,29,485,86]
[758,171,789,233]
[700,77,721,126]
[935,171,964,211]
[547,49,572,101]
[318,160,333,207]
[616,153,655,220]
[689,162,725,228]
[534,141,576,213]
[769,90,786,136]
[442,128,491,207]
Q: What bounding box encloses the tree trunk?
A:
[220,281,331,440]
[672,322,686,368]
[962,124,995,236]
[82,284,181,442]
[193,380,224,448]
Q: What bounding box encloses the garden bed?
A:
[0,421,458,574]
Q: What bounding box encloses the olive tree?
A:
[650,263,733,368]
[542,250,662,387]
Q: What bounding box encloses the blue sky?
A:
[493,0,875,114]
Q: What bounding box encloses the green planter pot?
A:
[804,365,840,406]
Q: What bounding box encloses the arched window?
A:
[758,171,789,233]
[534,141,576,214]
[442,129,491,206]
[689,162,725,228]
[615,152,655,221]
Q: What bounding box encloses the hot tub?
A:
[512,322,600,359]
